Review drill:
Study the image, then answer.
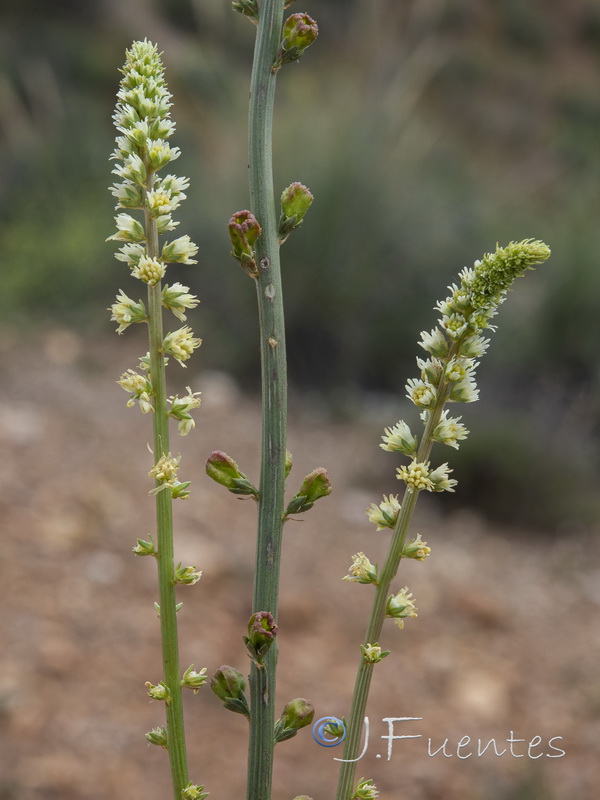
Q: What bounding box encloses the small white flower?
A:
[109,290,147,334]
[386,586,418,629]
[110,181,144,209]
[159,174,190,196]
[405,378,437,409]
[449,373,479,403]
[440,312,468,340]
[402,534,431,561]
[396,460,434,492]
[380,421,417,455]
[416,356,443,386]
[146,138,181,169]
[429,462,457,492]
[115,242,145,268]
[117,369,153,413]
[432,410,469,449]
[162,282,200,322]
[342,552,378,584]
[146,187,182,217]
[108,212,145,243]
[366,494,401,530]
[461,334,490,358]
[161,234,199,265]
[360,644,388,664]
[149,453,181,493]
[418,327,448,358]
[156,213,179,234]
[132,255,166,285]
[168,386,202,436]
[163,326,202,367]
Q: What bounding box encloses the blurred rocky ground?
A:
[0,331,598,800]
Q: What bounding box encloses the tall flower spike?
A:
[109,41,203,798]
[339,241,549,798]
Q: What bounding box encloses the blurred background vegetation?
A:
[1,0,599,531]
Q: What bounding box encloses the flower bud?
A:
[181,665,208,693]
[279,182,314,241]
[145,681,171,703]
[353,777,379,800]
[274,698,315,743]
[132,535,157,557]
[285,450,293,478]
[360,643,390,664]
[386,587,418,629]
[275,13,319,68]
[205,451,259,498]
[402,534,431,562]
[170,481,191,500]
[145,726,168,748]
[173,563,202,585]
[244,611,278,663]
[228,210,262,276]
[342,552,378,585]
[210,665,250,717]
[182,784,209,800]
[285,467,332,516]
[232,0,258,19]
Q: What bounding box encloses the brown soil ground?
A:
[0,330,598,800]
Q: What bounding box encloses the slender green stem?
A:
[335,352,459,800]
[246,3,288,800]
[145,203,190,799]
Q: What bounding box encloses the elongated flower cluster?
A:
[108,40,201,436]
[384,240,551,498]
[344,240,550,640]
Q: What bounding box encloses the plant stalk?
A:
[145,203,190,799]
[246,3,288,800]
[335,360,457,800]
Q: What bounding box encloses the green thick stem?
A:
[246,3,288,800]
[145,205,190,799]
[335,357,458,800]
